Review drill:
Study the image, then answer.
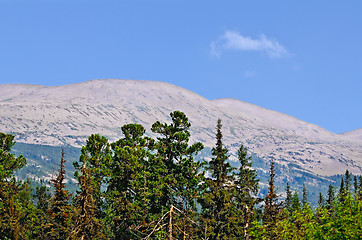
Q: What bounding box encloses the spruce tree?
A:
[234,144,259,240]
[263,158,280,239]
[47,149,71,240]
[345,169,351,192]
[73,134,112,219]
[339,178,346,202]
[353,175,358,199]
[285,183,292,212]
[32,180,51,239]
[326,184,335,210]
[318,192,324,208]
[33,180,51,213]
[302,183,308,207]
[291,191,301,211]
[200,119,236,240]
[359,175,362,199]
[70,161,106,240]
[0,133,36,240]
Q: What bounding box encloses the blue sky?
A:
[1,0,361,133]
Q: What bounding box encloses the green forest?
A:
[0,111,361,239]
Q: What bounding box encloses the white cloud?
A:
[210,31,288,58]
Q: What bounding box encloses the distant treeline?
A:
[0,111,361,239]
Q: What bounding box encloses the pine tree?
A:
[47,149,71,240]
[107,123,153,239]
[345,169,351,192]
[302,183,308,207]
[263,158,280,239]
[326,184,335,210]
[33,180,51,213]
[318,192,324,208]
[151,111,204,238]
[234,144,259,240]
[32,180,51,239]
[73,134,112,219]
[0,132,34,240]
[359,175,362,199]
[285,183,292,212]
[0,132,27,180]
[353,175,358,199]
[200,119,236,240]
[291,191,301,211]
[339,177,346,202]
[70,161,106,240]
[151,111,204,213]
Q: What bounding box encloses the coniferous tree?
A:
[0,133,37,240]
[318,192,324,208]
[200,119,236,240]
[345,169,351,192]
[47,149,71,240]
[326,184,335,210]
[339,178,346,202]
[285,183,292,212]
[151,111,204,213]
[107,123,153,239]
[33,180,51,213]
[302,183,308,207]
[353,175,358,199]
[234,144,259,240]
[0,133,27,180]
[359,175,362,199]
[4,116,362,239]
[291,191,301,212]
[73,134,112,219]
[32,180,51,239]
[263,158,281,239]
[70,161,106,240]
[150,111,204,239]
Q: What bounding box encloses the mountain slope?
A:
[1,79,361,177]
[340,128,362,142]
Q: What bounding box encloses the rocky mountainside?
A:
[1,79,361,177]
[340,128,362,142]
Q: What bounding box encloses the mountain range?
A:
[1,79,361,178]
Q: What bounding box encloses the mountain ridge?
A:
[1,79,361,176]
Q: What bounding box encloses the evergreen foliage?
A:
[0,133,36,240]
[74,134,112,218]
[285,183,292,212]
[46,149,71,240]
[291,191,301,211]
[200,119,236,240]
[263,158,281,239]
[318,192,324,208]
[151,111,204,212]
[327,184,335,210]
[107,124,152,238]
[150,111,204,239]
[233,144,259,240]
[302,183,308,207]
[32,180,51,239]
[0,112,361,239]
[0,132,26,180]
[70,161,106,240]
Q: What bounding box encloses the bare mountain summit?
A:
[1,79,361,176]
[339,128,362,142]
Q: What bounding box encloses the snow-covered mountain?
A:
[1,79,361,177]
